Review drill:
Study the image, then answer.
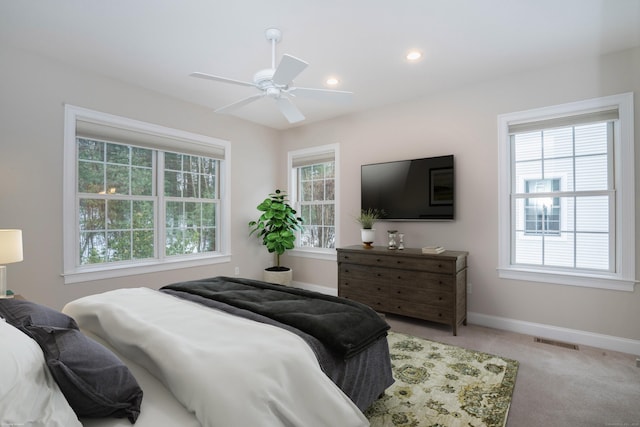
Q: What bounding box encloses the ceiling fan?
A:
[190,28,353,124]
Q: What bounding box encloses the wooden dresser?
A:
[337,245,468,335]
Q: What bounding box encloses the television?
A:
[361,155,454,221]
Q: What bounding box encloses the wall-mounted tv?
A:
[361,155,454,221]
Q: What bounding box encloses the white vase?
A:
[361,229,376,248]
[263,267,293,286]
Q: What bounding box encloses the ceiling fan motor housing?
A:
[264,28,282,43]
[254,68,286,97]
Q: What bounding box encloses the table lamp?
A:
[0,229,23,298]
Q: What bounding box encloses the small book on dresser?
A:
[422,245,445,254]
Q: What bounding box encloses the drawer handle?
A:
[397,290,402,294]
[397,275,402,279]
[396,260,403,264]
[438,264,443,268]
[438,296,443,301]
[376,273,382,277]
[376,258,382,262]
[376,287,382,291]
[438,313,443,317]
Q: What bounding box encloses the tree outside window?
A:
[297,161,335,249]
[77,139,219,266]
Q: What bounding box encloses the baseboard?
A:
[290,281,337,296]
[468,312,640,356]
[290,282,640,356]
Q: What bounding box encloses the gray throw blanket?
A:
[161,276,390,359]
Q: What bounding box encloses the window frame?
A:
[497,93,636,291]
[63,105,231,284]
[287,144,340,261]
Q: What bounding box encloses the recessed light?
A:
[326,77,339,86]
[406,50,422,61]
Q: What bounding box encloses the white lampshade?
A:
[0,229,23,264]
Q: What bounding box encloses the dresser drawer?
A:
[338,285,390,312]
[338,251,456,274]
[389,269,455,291]
[384,300,453,323]
[338,276,387,297]
[339,263,401,285]
[340,263,455,291]
[385,284,453,307]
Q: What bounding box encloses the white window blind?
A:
[76,118,226,160]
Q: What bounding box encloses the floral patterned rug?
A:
[365,332,519,427]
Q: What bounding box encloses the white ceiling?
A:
[2,0,639,130]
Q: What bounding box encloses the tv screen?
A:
[361,155,454,220]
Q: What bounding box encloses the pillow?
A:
[0,298,77,329]
[26,324,143,422]
[0,299,143,423]
[0,319,82,427]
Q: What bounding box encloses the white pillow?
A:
[0,318,82,427]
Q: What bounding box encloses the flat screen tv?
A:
[361,155,454,221]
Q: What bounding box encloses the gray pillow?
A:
[0,299,143,423]
[26,324,143,422]
[0,298,77,329]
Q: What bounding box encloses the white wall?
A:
[0,46,279,309]
[279,47,640,342]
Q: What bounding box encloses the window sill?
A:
[63,254,231,284]
[497,266,636,292]
[288,248,337,262]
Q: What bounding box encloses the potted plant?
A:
[248,189,303,285]
[356,208,384,248]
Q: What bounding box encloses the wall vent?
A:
[534,337,579,350]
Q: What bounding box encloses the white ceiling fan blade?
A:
[190,72,255,88]
[272,54,308,86]
[215,93,264,114]
[289,87,353,103]
[275,97,305,123]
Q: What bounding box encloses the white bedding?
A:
[63,288,369,427]
[0,319,82,427]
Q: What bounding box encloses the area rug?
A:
[365,332,519,427]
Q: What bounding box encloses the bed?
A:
[0,276,394,427]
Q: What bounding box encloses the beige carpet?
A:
[365,331,518,427]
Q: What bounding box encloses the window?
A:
[524,178,560,236]
[288,144,339,258]
[498,93,635,291]
[64,105,230,283]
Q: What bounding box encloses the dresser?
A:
[337,245,468,335]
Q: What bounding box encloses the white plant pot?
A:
[361,229,376,248]
[263,268,293,286]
